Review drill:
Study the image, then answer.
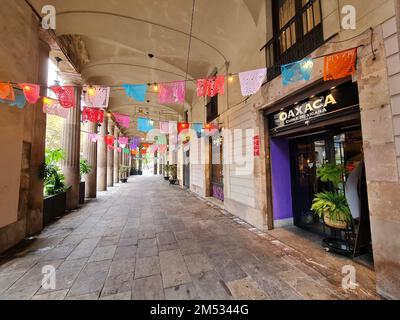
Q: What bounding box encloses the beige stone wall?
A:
[0,0,48,252]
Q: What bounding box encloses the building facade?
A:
[178,0,400,299]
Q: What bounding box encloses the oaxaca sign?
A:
[269,82,359,131]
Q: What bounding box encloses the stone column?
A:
[128,151,132,175]
[107,120,114,187]
[61,86,81,210]
[82,122,97,198]
[27,38,49,234]
[97,118,108,191]
[119,148,123,181]
[113,127,120,184]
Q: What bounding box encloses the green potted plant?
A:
[79,159,92,204]
[164,164,170,181]
[42,148,67,226]
[311,192,352,229]
[120,165,130,183]
[169,164,177,185]
[311,164,351,229]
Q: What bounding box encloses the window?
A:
[265,0,323,81]
[206,95,218,123]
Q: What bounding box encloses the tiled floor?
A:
[0,176,380,300]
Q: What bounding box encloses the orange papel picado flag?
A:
[324,48,358,81]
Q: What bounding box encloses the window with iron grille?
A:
[265,0,323,81]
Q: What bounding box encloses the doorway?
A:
[183,149,190,188]
[210,133,224,201]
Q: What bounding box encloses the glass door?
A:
[290,134,331,234]
[210,133,224,201]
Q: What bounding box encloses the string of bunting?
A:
[1,46,363,148]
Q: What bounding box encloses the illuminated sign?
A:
[269,82,359,131]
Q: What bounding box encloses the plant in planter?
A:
[164,164,170,180]
[169,164,177,185]
[80,159,92,180]
[120,165,130,183]
[43,148,66,196]
[311,192,352,229]
[42,148,67,226]
[79,159,92,204]
[311,163,351,229]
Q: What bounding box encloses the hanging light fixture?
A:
[228,73,234,83]
[88,86,96,97]
[153,83,159,92]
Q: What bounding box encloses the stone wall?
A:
[0,0,49,252]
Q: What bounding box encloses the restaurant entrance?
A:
[266,80,373,263]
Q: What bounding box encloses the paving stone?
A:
[138,229,156,240]
[137,239,158,258]
[165,283,198,300]
[100,291,131,300]
[159,250,191,289]
[88,245,117,262]
[208,252,247,283]
[226,277,269,300]
[42,245,76,261]
[98,235,120,247]
[68,260,112,297]
[135,256,161,279]
[114,245,137,260]
[191,271,232,300]
[183,254,214,275]
[66,293,99,300]
[156,232,176,246]
[241,263,302,300]
[158,242,180,252]
[67,238,100,260]
[118,236,138,247]
[0,272,26,296]
[174,230,195,240]
[31,289,69,300]
[132,275,165,300]
[178,239,203,255]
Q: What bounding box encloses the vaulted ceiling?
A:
[29,0,266,138]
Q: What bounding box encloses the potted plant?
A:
[131,167,138,175]
[311,164,351,229]
[169,164,177,185]
[79,159,92,204]
[42,148,67,226]
[120,165,130,183]
[311,192,352,230]
[164,164,170,181]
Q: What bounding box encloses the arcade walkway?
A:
[0,177,379,300]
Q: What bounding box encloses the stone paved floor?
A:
[0,176,380,300]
